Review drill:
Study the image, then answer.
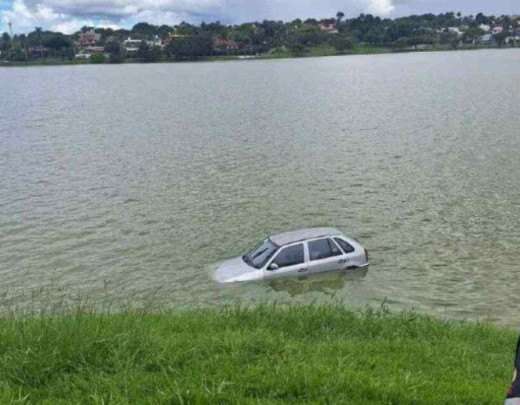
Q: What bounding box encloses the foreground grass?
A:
[0,305,515,404]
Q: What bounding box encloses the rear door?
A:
[307,238,344,274]
[263,243,307,280]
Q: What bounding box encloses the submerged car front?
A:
[214,239,279,283]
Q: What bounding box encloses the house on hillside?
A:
[447,27,463,37]
[79,30,101,47]
[506,34,520,45]
[75,52,91,60]
[149,35,163,48]
[123,36,163,55]
[319,20,338,34]
[84,46,105,54]
[28,45,49,58]
[492,26,504,35]
[161,32,188,47]
[414,43,434,50]
[213,37,239,51]
[123,37,143,53]
[480,34,496,45]
[75,46,106,60]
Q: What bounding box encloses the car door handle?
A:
[297,268,308,273]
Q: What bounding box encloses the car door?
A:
[263,243,307,280]
[307,238,344,274]
[332,237,357,268]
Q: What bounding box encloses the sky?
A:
[0,0,518,34]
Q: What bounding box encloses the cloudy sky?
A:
[0,0,518,34]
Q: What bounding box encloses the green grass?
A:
[0,58,90,67]
[0,305,515,404]
[350,45,391,54]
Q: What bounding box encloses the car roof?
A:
[269,227,342,246]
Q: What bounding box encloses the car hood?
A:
[214,256,263,283]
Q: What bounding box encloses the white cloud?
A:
[50,19,93,34]
[366,0,395,16]
[50,18,120,34]
[2,0,64,31]
[1,0,227,33]
[1,0,398,34]
[125,9,195,27]
[23,0,225,19]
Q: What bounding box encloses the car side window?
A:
[271,244,304,268]
[334,238,355,254]
[308,238,342,261]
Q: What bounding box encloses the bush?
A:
[90,53,106,64]
[331,35,354,52]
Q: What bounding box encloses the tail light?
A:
[364,248,369,262]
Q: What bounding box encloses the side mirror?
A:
[268,262,279,271]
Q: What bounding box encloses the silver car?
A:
[214,227,369,284]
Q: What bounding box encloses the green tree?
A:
[462,27,484,44]
[494,31,509,47]
[8,46,27,61]
[90,53,106,63]
[289,24,326,48]
[336,11,345,24]
[331,35,353,52]
[288,42,306,56]
[439,30,459,46]
[132,22,159,39]
[475,13,490,25]
[33,27,44,59]
[43,33,73,59]
[0,33,11,55]
[176,22,198,36]
[136,41,150,60]
[158,25,173,40]
[393,37,410,49]
[136,41,162,62]
[166,34,213,60]
[104,41,125,63]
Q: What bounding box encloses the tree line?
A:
[1,12,518,63]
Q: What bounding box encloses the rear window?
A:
[308,238,342,261]
[272,244,304,268]
[334,238,355,254]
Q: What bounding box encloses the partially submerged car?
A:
[214,228,368,284]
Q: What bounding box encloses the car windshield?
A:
[243,239,278,269]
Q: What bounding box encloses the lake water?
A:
[1,49,519,325]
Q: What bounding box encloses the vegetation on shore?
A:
[0,305,515,403]
[1,43,517,68]
[0,12,519,66]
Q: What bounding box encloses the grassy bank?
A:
[2,45,518,67]
[0,305,515,404]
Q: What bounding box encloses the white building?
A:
[480,34,494,44]
[506,35,520,45]
[447,27,463,37]
[123,36,163,53]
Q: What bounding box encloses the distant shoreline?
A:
[1,44,517,68]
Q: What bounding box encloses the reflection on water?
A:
[268,269,369,297]
[1,49,520,326]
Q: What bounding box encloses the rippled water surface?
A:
[1,50,519,325]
